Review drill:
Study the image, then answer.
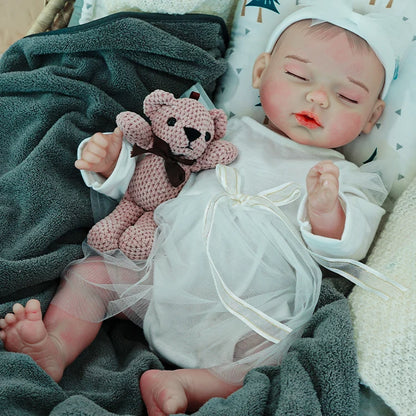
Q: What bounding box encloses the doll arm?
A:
[77,136,135,200]
[191,140,238,172]
[299,192,384,260]
[298,161,385,260]
[116,111,153,148]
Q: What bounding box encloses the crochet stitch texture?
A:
[349,176,416,416]
[87,89,238,260]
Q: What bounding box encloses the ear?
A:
[143,89,176,118]
[362,99,385,134]
[209,108,227,140]
[252,52,271,89]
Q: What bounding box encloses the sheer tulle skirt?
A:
[55,188,322,383]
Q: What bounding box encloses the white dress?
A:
[59,117,388,383]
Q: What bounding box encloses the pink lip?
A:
[295,111,322,129]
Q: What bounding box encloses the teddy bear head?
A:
[143,89,228,160]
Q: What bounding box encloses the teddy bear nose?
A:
[184,127,201,142]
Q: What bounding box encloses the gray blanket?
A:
[0,12,359,415]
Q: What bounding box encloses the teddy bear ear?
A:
[143,89,176,118]
[209,108,227,140]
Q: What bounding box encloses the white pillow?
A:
[214,0,416,199]
[76,0,237,29]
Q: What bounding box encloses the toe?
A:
[4,313,17,325]
[12,303,25,320]
[0,318,6,329]
[24,300,42,322]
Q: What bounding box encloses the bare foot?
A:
[140,370,188,416]
[0,299,65,382]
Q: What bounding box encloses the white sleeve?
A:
[297,161,386,261]
[297,192,384,260]
[78,135,136,200]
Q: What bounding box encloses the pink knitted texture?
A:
[87,89,238,260]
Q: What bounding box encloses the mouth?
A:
[295,112,322,129]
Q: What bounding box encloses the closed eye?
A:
[285,71,308,81]
[338,94,358,104]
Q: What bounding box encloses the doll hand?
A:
[306,160,340,214]
[306,161,345,239]
[75,128,123,178]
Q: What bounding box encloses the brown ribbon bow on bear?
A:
[131,135,195,187]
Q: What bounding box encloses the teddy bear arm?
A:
[116,111,153,148]
[191,140,238,172]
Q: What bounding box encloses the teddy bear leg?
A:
[118,211,157,260]
[88,198,144,253]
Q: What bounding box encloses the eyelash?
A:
[285,71,359,104]
[285,71,308,81]
[337,94,358,104]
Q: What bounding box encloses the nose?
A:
[184,127,201,142]
[306,89,329,109]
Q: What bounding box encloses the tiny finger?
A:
[74,159,92,171]
[90,133,110,147]
[86,142,107,158]
[113,127,123,139]
[82,152,102,165]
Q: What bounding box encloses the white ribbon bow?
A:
[203,165,406,344]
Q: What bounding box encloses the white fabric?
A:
[103,0,235,17]
[97,117,387,260]
[349,175,416,416]
[64,116,390,382]
[77,0,237,29]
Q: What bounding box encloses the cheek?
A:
[259,79,291,121]
[327,111,364,146]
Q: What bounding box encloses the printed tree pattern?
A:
[369,0,393,7]
[241,0,280,23]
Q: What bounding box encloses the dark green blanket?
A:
[0,12,228,309]
[0,12,359,415]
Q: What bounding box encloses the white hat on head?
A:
[265,0,413,99]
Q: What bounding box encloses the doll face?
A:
[252,21,385,148]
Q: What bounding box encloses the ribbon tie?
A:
[203,165,406,344]
[131,135,195,187]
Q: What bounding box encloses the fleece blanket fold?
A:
[0,12,359,415]
[0,281,359,416]
[0,11,228,310]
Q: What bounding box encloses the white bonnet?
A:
[265,0,413,99]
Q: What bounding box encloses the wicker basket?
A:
[27,0,75,35]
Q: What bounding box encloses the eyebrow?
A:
[285,55,311,63]
[347,77,369,93]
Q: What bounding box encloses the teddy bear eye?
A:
[167,117,177,126]
[204,132,211,142]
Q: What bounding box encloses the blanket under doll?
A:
[0,12,360,415]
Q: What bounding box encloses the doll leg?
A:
[140,368,241,416]
[0,300,101,382]
[0,259,112,382]
[88,193,144,253]
[119,211,157,260]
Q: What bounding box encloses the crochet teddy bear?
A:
[87,89,238,260]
